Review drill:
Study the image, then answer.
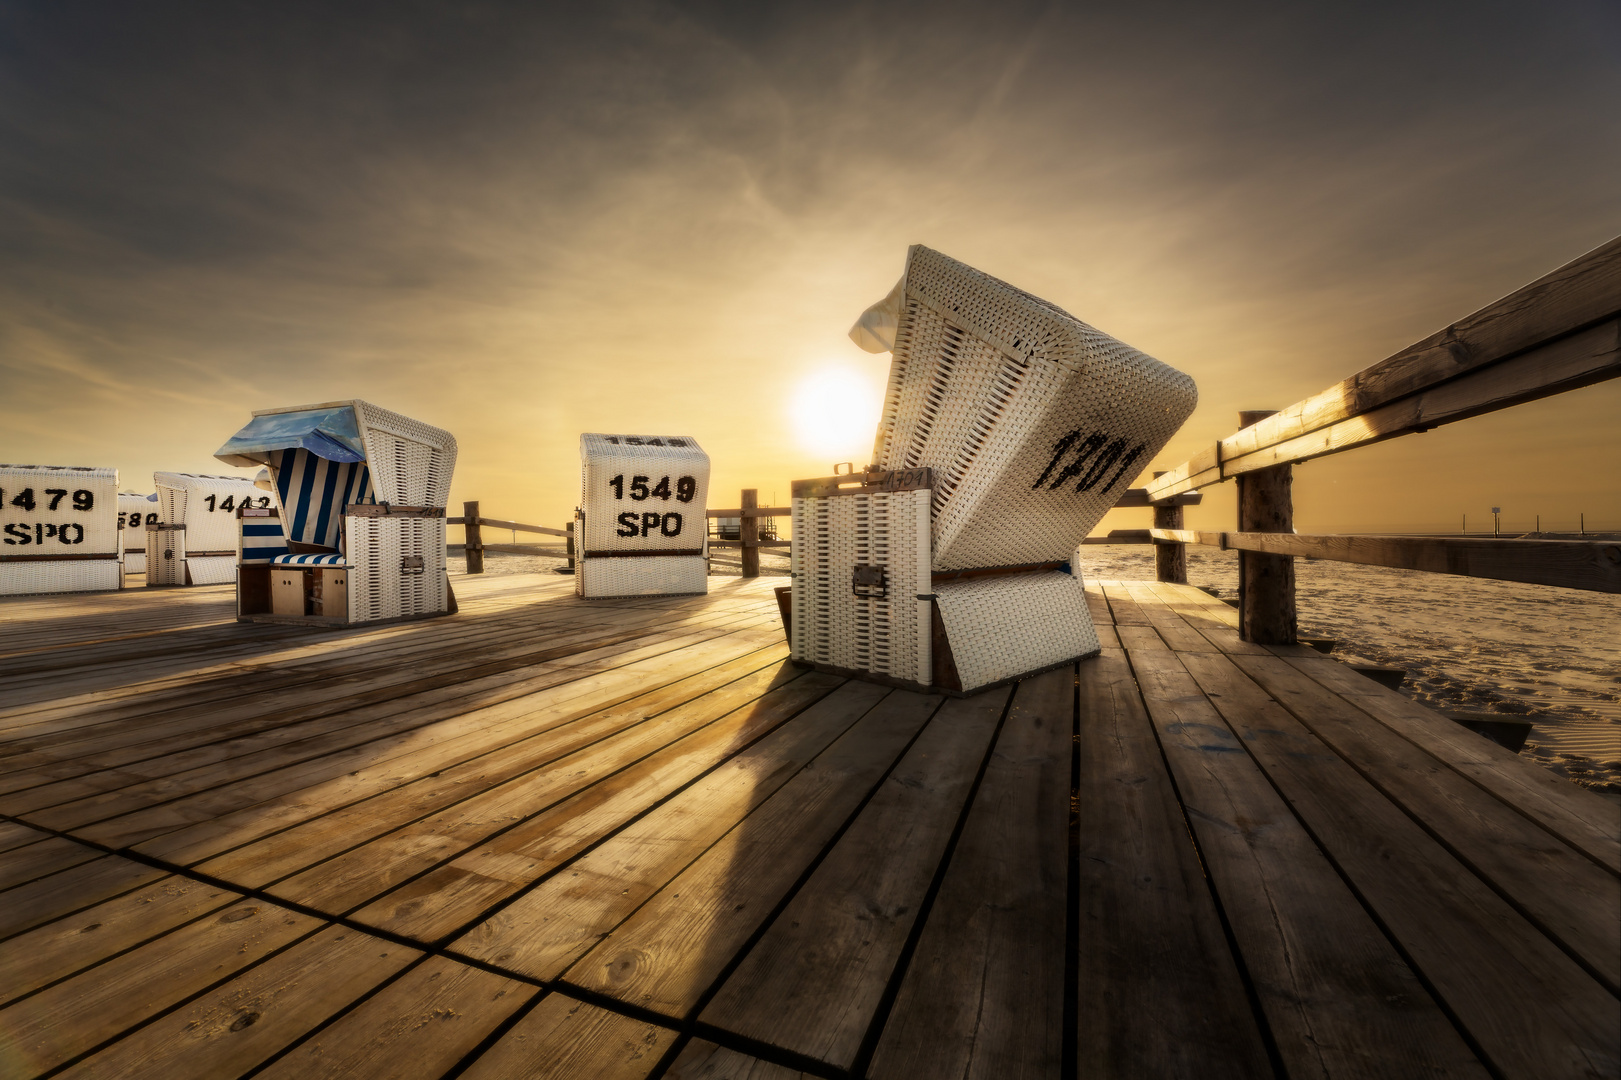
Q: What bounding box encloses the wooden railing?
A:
[450,486,1199,579]
[1137,234,1621,643]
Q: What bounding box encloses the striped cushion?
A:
[272,448,374,550]
[240,520,290,565]
[272,553,348,566]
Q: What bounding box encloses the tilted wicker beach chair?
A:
[145,473,271,586]
[215,400,457,624]
[576,433,710,598]
[0,465,122,595]
[790,246,1198,694]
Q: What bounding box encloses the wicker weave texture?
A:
[0,560,121,595]
[153,473,267,553]
[790,488,931,686]
[934,571,1098,692]
[578,433,710,599]
[355,401,458,508]
[578,556,707,598]
[118,493,156,575]
[0,465,121,595]
[872,246,1197,572]
[347,515,448,622]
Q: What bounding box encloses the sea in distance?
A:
[453,545,1621,797]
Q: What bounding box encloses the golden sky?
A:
[2,1,1617,536]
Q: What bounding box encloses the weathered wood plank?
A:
[1125,644,1489,1078]
[0,898,319,1077]
[0,854,165,941]
[1152,530,1621,593]
[665,1039,809,1078]
[0,835,102,892]
[0,874,237,1006]
[253,954,536,1080]
[360,680,888,946]
[700,690,1008,1070]
[1284,655,1621,875]
[260,665,837,914]
[1146,237,1621,499]
[868,670,1070,1079]
[1176,646,1620,1078]
[460,993,675,1080]
[53,924,415,1080]
[1234,651,1621,994]
[548,691,943,1015]
[1070,649,1272,1078]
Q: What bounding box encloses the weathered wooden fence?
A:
[1133,234,1621,644]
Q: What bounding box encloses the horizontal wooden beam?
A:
[1147,236,1621,499]
[1111,488,1202,508]
[706,507,790,518]
[1079,529,1155,545]
[449,542,570,557]
[446,516,568,538]
[707,539,792,549]
[1148,529,1621,593]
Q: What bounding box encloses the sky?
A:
[2,0,1617,538]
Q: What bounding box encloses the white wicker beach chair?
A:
[790,246,1198,694]
[576,433,709,598]
[1,465,122,595]
[146,473,270,586]
[117,492,157,576]
[215,400,457,624]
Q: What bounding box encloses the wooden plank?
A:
[253,954,537,1080]
[171,642,797,889]
[0,818,48,853]
[542,691,943,1011]
[1125,644,1489,1078]
[1112,487,1202,508]
[1175,646,1620,1078]
[470,516,570,537]
[664,1040,809,1078]
[868,670,1072,1079]
[1146,237,1621,499]
[0,897,319,1076]
[0,620,764,811]
[1176,532,1621,594]
[53,924,416,1080]
[465,500,483,573]
[1070,649,1272,1078]
[1222,318,1620,478]
[460,993,676,1080]
[0,854,166,941]
[699,690,1009,1070]
[0,835,102,892]
[356,680,889,946]
[1283,655,1621,876]
[81,632,782,854]
[0,874,237,1006]
[259,664,838,915]
[1232,651,1621,994]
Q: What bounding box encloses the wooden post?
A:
[565,519,576,570]
[1151,471,1187,584]
[1235,412,1295,645]
[464,500,484,575]
[741,489,760,578]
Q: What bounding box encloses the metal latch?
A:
[401,555,425,574]
[852,564,887,599]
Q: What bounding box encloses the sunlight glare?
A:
[790,364,885,465]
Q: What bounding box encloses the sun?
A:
[789,364,886,465]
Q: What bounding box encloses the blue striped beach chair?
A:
[216,400,457,625]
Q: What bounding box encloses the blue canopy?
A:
[215,406,366,467]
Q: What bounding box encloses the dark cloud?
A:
[0,0,1616,529]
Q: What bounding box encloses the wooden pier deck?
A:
[0,573,1616,1080]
